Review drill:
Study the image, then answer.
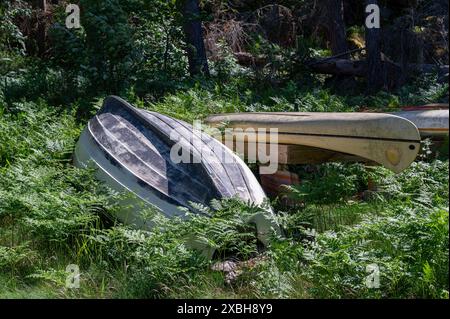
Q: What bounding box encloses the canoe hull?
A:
[206,112,421,173]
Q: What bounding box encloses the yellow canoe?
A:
[205,112,421,173]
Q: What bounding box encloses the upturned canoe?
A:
[205,112,422,173]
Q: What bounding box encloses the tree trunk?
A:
[181,0,209,76]
[32,0,47,56]
[325,0,349,57]
[34,0,47,10]
[321,0,355,89]
[365,0,385,92]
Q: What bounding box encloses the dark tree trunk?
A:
[32,0,47,56]
[365,0,385,93]
[181,0,209,76]
[325,0,349,57]
[33,0,47,10]
[321,0,355,89]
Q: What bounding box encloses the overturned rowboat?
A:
[74,96,279,251]
[205,112,422,173]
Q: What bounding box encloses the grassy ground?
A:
[0,75,448,299]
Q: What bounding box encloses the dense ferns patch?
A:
[0,95,448,299]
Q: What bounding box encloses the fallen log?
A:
[233,50,449,83]
[308,58,449,81]
[307,58,368,77]
[234,52,268,67]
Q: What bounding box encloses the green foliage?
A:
[0,100,77,165]
[1,78,449,299]
[47,0,186,97]
[0,100,276,297]
[0,0,29,56]
[0,101,114,247]
[0,244,37,272]
[302,206,449,298]
[0,0,29,97]
[369,161,449,208]
[285,163,369,205]
[279,160,449,299]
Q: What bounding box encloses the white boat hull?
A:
[74,96,281,255]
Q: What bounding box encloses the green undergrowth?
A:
[0,85,448,299]
[130,74,448,123]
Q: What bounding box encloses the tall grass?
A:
[274,161,449,299]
